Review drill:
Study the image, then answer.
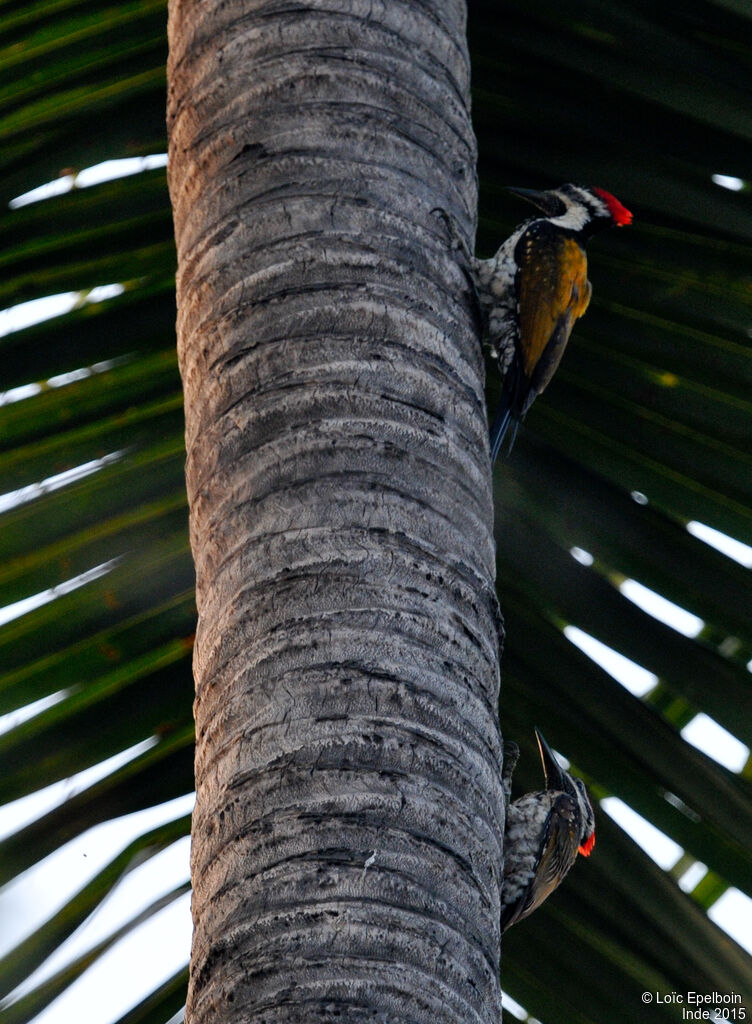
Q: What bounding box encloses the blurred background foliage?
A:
[1,0,751,1022]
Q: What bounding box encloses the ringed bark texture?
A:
[167,1,503,1021]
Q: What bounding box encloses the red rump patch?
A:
[593,187,633,226]
[578,832,596,857]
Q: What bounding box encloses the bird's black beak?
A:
[535,728,566,790]
[506,186,561,217]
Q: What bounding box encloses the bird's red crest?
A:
[578,832,596,857]
[592,187,633,226]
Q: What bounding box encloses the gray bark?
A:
[167,1,503,1021]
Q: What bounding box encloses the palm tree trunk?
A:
[167,1,503,1021]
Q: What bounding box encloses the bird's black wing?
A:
[489,223,590,459]
[501,792,578,931]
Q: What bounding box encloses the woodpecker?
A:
[469,184,632,461]
[501,729,595,931]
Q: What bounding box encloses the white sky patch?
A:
[0,451,123,515]
[501,991,529,1020]
[619,579,704,638]
[7,837,190,1001]
[564,626,658,696]
[9,154,168,209]
[0,793,194,1022]
[708,889,752,954]
[1,355,125,409]
[0,558,120,629]
[0,382,43,404]
[47,357,124,390]
[0,792,193,944]
[8,893,191,1024]
[601,797,683,869]
[686,521,752,568]
[681,714,749,773]
[719,636,742,658]
[662,790,701,822]
[677,861,708,893]
[0,292,79,339]
[711,173,745,192]
[0,738,157,847]
[569,546,594,566]
[10,174,75,207]
[77,283,126,305]
[0,285,125,345]
[0,690,69,739]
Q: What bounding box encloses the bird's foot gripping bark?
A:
[430,207,484,331]
[501,740,520,804]
[431,206,473,262]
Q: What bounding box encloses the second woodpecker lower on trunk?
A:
[501,730,595,931]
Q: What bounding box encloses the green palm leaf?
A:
[1,0,751,1021]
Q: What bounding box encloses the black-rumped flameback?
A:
[501,730,595,931]
[470,184,632,460]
